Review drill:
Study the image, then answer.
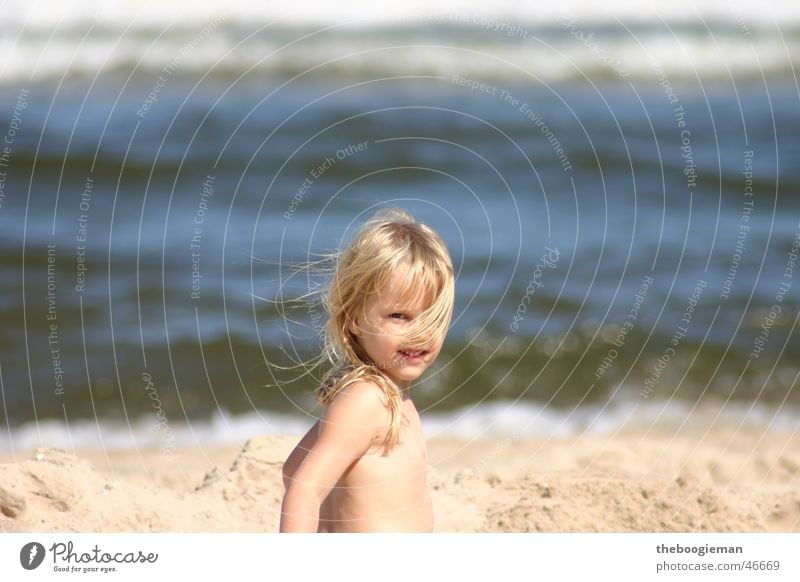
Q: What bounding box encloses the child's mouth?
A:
[398,349,428,362]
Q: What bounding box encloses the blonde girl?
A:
[280,207,454,532]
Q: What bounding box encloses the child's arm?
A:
[279,382,389,532]
[282,420,321,491]
[281,421,334,532]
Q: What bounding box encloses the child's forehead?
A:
[376,265,435,310]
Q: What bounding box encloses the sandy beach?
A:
[1,427,798,533]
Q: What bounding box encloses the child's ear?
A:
[346,317,360,336]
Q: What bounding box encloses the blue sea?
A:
[1,0,799,450]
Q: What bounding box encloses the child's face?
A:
[351,264,444,390]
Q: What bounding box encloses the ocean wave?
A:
[1,1,798,84]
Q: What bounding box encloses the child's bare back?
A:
[281,382,433,532]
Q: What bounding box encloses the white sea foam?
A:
[3,0,800,29]
[0,0,797,83]
[1,397,796,452]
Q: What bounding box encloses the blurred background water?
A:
[1,0,799,449]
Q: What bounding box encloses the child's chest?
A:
[345,401,428,485]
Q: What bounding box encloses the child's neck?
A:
[393,379,412,400]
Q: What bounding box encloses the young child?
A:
[279,208,455,532]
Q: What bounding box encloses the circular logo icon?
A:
[20,542,46,570]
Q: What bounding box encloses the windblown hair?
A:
[317,208,455,452]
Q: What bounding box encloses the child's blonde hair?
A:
[317,207,455,452]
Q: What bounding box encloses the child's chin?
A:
[384,369,422,385]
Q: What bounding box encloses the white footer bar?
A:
[1,533,797,581]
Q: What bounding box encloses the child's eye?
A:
[390,313,408,320]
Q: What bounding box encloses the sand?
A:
[1,428,798,532]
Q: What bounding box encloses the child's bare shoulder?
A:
[326,380,392,430]
[329,380,390,412]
